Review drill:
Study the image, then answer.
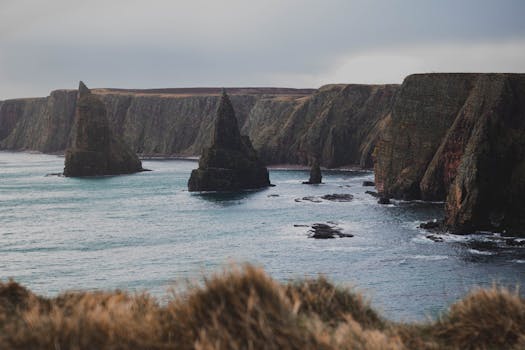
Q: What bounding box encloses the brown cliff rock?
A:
[1,85,397,169]
[188,91,270,191]
[375,73,525,235]
[63,82,143,177]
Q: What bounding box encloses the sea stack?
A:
[188,90,270,191]
[63,81,143,177]
[303,159,322,184]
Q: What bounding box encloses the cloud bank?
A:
[1,0,524,98]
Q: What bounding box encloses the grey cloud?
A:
[1,0,524,99]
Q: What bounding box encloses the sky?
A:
[1,0,525,99]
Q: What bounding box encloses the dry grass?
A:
[1,265,524,350]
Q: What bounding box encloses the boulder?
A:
[378,197,391,205]
[362,181,375,187]
[188,91,270,191]
[321,193,354,202]
[308,223,354,239]
[63,82,143,177]
[419,220,442,230]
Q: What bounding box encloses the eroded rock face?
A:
[246,84,399,168]
[1,85,398,169]
[188,91,270,191]
[375,73,525,235]
[63,82,143,177]
[444,75,525,235]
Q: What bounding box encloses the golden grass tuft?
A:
[433,286,525,350]
[285,276,384,329]
[1,266,524,349]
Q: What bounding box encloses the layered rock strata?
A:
[1,85,398,168]
[375,73,525,235]
[187,91,270,191]
[63,82,143,177]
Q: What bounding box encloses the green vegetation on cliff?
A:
[1,265,523,349]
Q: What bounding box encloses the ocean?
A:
[1,151,523,321]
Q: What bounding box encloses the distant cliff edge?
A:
[0,85,398,168]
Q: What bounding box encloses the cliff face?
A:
[375,73,525,235]
[0,85,398,168]
[244,84,399,167]
[0,90,77,153]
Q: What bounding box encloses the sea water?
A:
[1,152,524,321]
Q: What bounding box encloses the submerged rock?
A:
[295,196,323,203]
[321,193,354,202]
[365,190,379,198]
[426,234,444,242]
[378,197,391,205]
[362,181,375,187]
[308,223,354,239]
[295,194,353,203]
[188,91,270,191]
[302,159,322,184]
[419,220,443,230]
[63,82,143,177]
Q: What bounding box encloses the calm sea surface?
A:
[1,152,524,321]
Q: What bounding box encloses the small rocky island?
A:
[63,82,143,177]
[302,159,322,184]
[188,91,270,191]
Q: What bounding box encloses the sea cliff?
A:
[374,73,525,234]
[0,85,398,168]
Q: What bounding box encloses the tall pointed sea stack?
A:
[64,81,143,177]
[188,91,270,191]
[303,158,322,184]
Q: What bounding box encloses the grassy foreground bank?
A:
[1,265,524,349]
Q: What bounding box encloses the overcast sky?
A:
[1,0,525,99]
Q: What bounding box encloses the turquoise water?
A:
[1,151,524,321]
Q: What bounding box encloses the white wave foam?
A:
[467,249,494,256]
[511,259,525,264]
[410,255,449,261]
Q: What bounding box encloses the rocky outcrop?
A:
[303,159,322,184]
[375,73,525,235]
[187,91,270,191]
[0,85,398,168]
[64,82,143,177]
